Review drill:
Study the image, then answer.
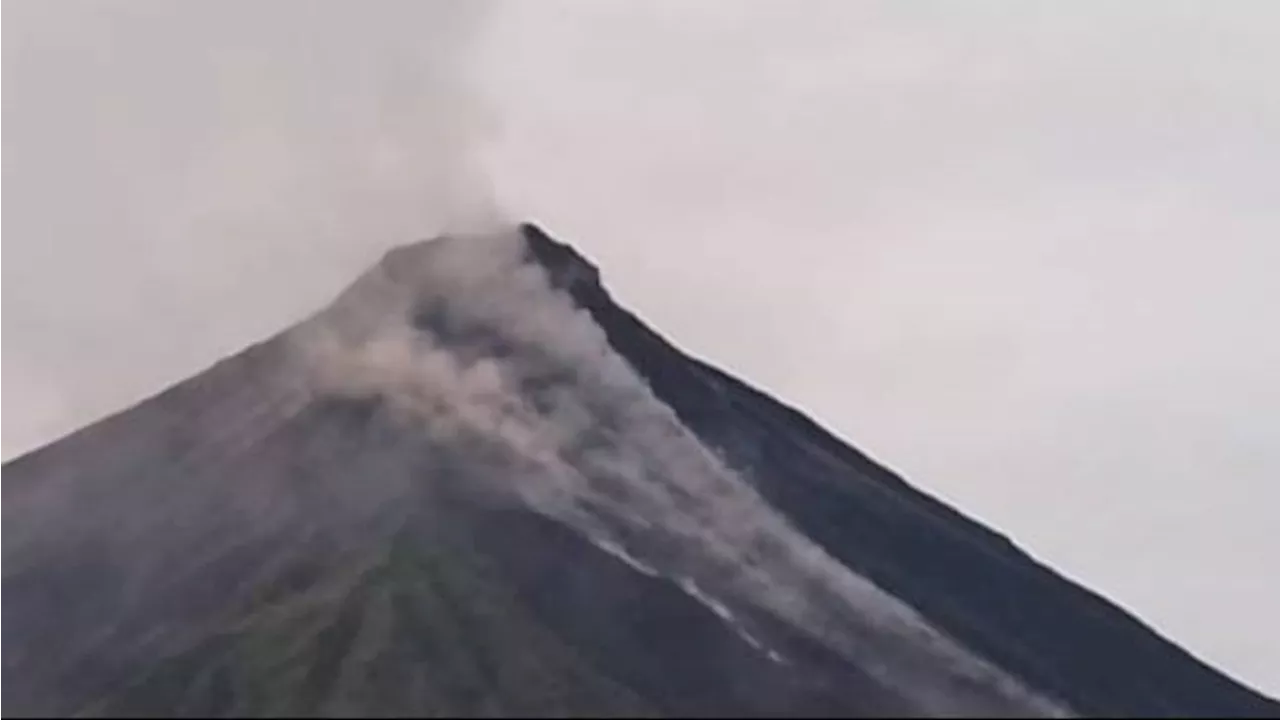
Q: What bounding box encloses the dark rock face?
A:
[3,223,1276,718]
[520,223,1280,718]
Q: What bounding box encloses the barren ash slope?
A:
[3,223,1276,718]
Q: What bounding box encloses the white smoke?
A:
[289,227,1072,716]
[2,0,509,459]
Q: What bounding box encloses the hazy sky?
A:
[3,0,1278,695]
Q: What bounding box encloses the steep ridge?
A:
[2,223,1275,718]
[520,222,1279,718]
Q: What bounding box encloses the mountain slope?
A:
[521,223,1280,718]
[3,223,1276,718]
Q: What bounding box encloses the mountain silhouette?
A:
[4,223,1276,718]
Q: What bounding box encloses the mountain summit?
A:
[4,224,1276,718]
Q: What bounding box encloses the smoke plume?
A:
[2,0,506,458]
[289,227,1070,716]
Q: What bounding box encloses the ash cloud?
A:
[289,227,1070,716]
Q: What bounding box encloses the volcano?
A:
[4,223,1276,718]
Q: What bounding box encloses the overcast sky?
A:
[3,0,1278,696]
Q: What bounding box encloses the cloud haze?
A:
[4,0,1278,696]
[3,0,502,457]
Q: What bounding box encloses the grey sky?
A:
[3,0,1278,695]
